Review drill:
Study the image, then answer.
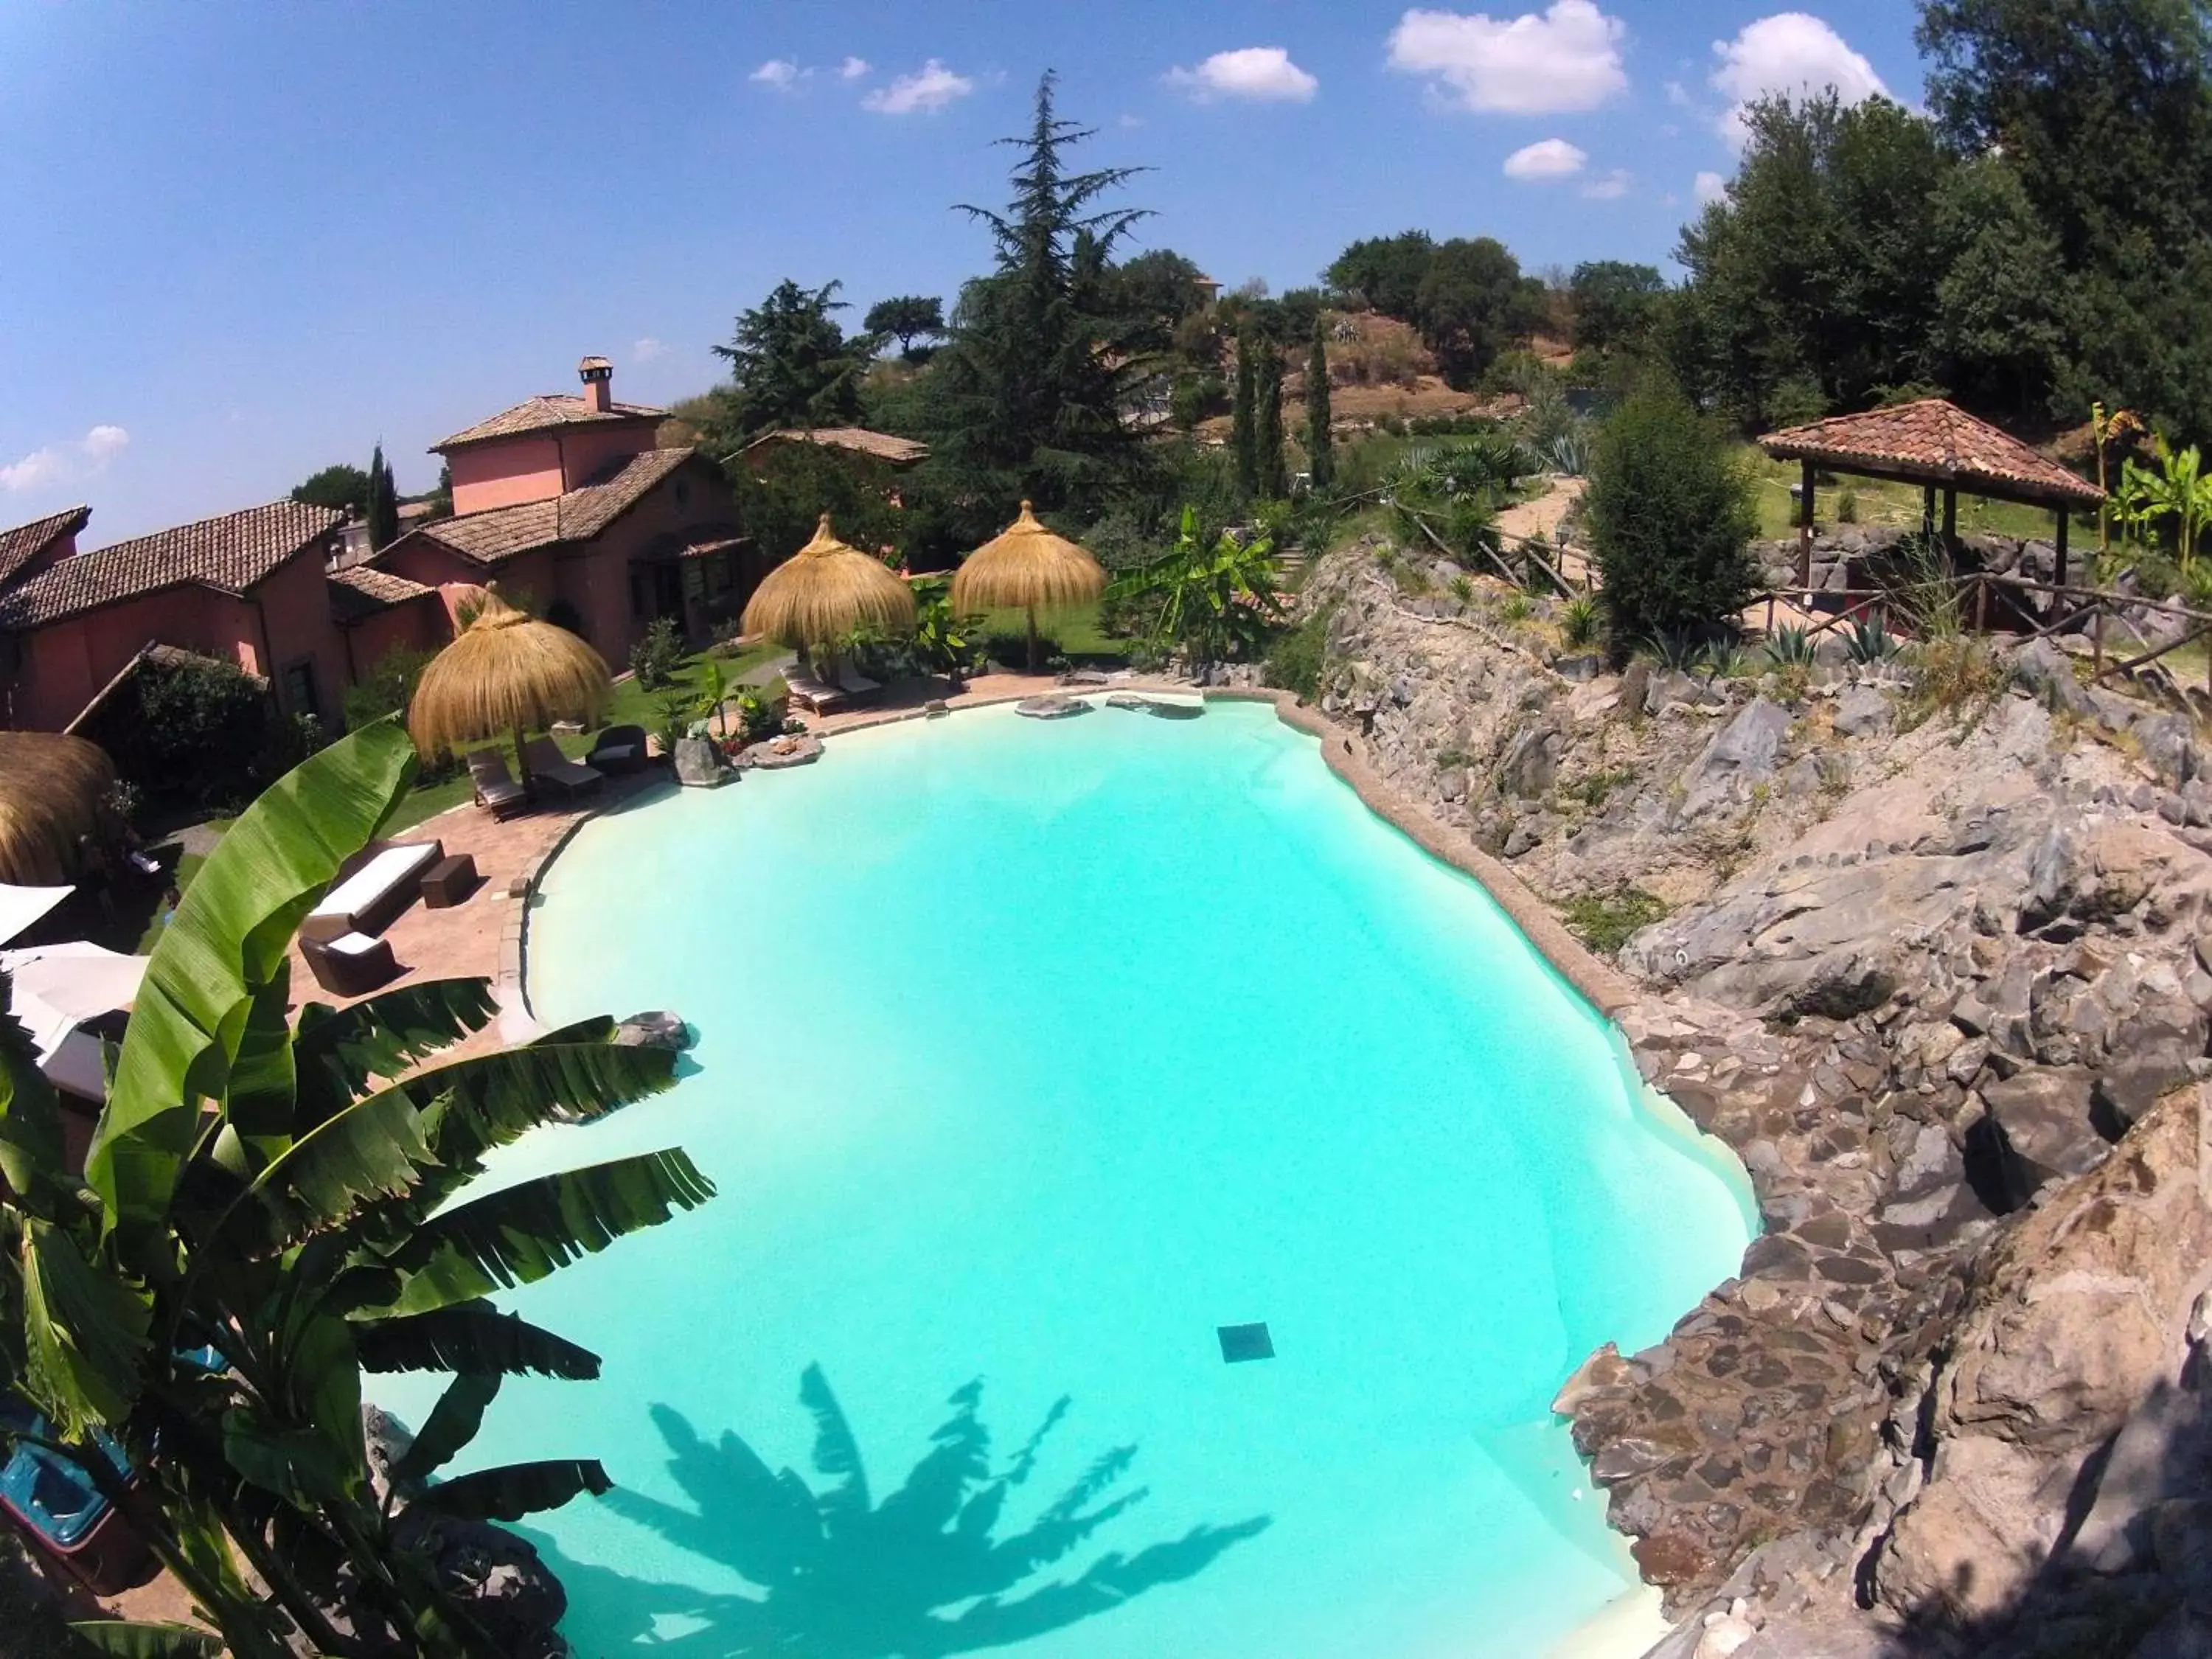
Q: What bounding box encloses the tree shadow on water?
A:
[538,1363,1270,1657]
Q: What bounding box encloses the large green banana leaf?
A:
[290,978,500,1133]
[388,1370,501,1487]
[352,1301,600,1380]
[411,1457,611,1523]
[68,1621,223,1659]
[88,721,417,1252]
[372,1151,714,1317]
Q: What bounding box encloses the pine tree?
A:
[366,442,398,550]
[1231,326,1259,499]
[1306,316,1335,491]
[1255,344,1288,499]
[918,72,1153,535]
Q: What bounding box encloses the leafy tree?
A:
[1415,237,1535,389]
[1324,231,1435,321]
[913,73,1152,537]
[1568,262,1668,355]
[1306,316,1335,491]
[97,651,271,810]
[1674,94,1953,425]
[1919,0,2212,437]
[863,294,947,358]
[0,722,712,1658]
[1928,156,2078,418]
[1587,386,1760,647]
[712,279,876,437]
[366,442,399,551]
[342,643,437,731]
[1105,248,1211,342]
[292,463,371,517]
[732,439,905,565]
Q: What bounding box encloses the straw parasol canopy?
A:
[950,501,1107,671]
[0,731,119,886]
[407,588,613,785]
[742,514,917,663]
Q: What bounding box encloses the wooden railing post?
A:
[1973,574,1988,633]
[2093,602,2105,678]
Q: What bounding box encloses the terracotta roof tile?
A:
[434,393,664,451]
[743,426,930,466]
[0,500,343,630]
[328,564,435,622]
[382,447,698,569]
[0,505,91,589]
[1759,400,2102,507]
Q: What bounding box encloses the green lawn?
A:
[975,601,1121,663]
[1743,445,2093,545]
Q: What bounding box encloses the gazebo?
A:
[1759,399,2104,592]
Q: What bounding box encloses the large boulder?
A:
[1677,698,1791,824]
[1971,1067,2104,1208]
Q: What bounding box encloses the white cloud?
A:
[863,59,975,115]
[1165,46,1319,103]
[1387,1,1628,115]
[1503,137,1587,180]
[1694,169,1729,205]
[1710,13,1886,145]
[1581,167,1632,199]
[632,337,667,363]
[1665,77,1691,107]
[749,58,802,90]
[0,424,128,493]
[838,56,871,80]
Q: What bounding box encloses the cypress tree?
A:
[1255,344,1287,500]
[1306,316,1335,491]
[1231,326,1259,499]
[366,442,399,551]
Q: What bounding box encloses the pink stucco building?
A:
[0,355,753,734]
[372,356,756,661]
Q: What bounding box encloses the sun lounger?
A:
[782,665,849,714]
[835,664,883,702]
[299,840,442,942]
[300,931,400,997]
[466,748,528,818]
[585,723,647,774]
[521,737,604,801]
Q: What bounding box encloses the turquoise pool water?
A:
[374,699,1753,1658]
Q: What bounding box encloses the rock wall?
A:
[1302,537,2212,1655]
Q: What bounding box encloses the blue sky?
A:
[0,1,1924,543]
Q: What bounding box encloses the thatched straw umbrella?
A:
[742,514,917,666]
[407,588,612,790]
[950,501,1107,672]
[0,731,119,886]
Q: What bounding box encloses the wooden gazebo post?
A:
[1798,458,1816,599]
[2055,509,2070,590]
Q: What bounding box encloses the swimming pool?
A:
[375,698,1753,1657]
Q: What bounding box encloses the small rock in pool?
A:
[615,1010,692,1051]
[1016,695,1091,719]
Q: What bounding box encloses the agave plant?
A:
[1641,630,1705,672]
[1764,625,1817,667]
[1559,594,1601,650]
[1846,612,1902,665]
[1,721,714,1658]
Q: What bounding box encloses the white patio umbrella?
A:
[0,941,148,1100]
[0,882,72,947]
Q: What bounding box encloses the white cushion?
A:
[310,844,438,923]
[327,932,382,957]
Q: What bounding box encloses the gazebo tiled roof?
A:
[1759,399,2102,509]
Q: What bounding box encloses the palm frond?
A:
[290,979,499,1132]
[389,1371,501,1488]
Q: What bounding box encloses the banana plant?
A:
[2090,402,2145,561]
[3,720,714,1658]
[1105,506,1284,667]
[2120,436,2212,571]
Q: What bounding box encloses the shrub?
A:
[1836,487,1859,524]
[343,644,436,730]
[630,616,686,689]
[1262,604,1335,700]
[1587,387,1759,650]
[119,653,272,809]
[1562,887,1671,954]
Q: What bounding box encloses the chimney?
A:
[578,355,614,414]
